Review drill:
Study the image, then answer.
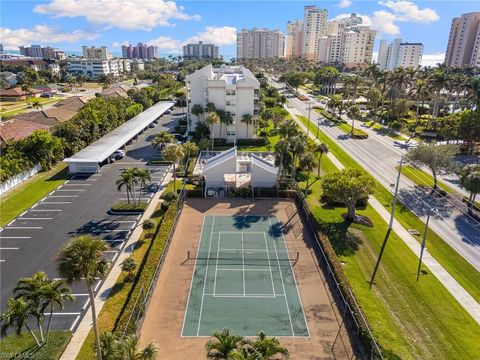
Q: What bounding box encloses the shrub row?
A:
[236,138,268,146]
[111,202,148,213]
[114,202,178,335]
[351,128,369,139]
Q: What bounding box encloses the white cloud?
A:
[338,0,352,8]
[186,26,237,46]
[0,25,100,50]
[112,40,129,48]
[147,26,238,54]
[421,52,445,67]
[334,1,438,36]
[147,36,183,53]
[34,0,201,31]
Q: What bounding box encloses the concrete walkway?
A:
[60,170,173,360]
[286,106,480,325]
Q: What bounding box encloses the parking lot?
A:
[0,109,180,331]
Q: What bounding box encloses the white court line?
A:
[30,209,62,212]
[217,268,271,272]
[205,293,283,298]
[264,232,276,296]
[241,232,245,296]
[220,248,268,252]
[0,236,31,239]
[0,247,19,250]
[181,216,206,337]
[213,232,221,296]
[19,218,53,220]
[268,217,295,336]
[197,216,215,336]
[42,202,71,204]
[219,231,266,234]
[7,226,42,229]
[70,315,81,331]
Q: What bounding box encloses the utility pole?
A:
[316,119,320,139]
[306,101,313,138]
[370,156,404,288]
[417,207,433,281]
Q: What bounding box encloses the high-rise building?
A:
[340,26,376,68]
[327,13,363,35]
[82,46,112,60]
[19,45,65,60]
[236,28,285,59]
[285,20,304,58]
[302,6,328,60]
[377,39,423,69]
[183,41,219,59]
[445,12,480,67]
[121,43,158,60]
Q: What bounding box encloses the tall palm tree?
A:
[241,114,253,138]
[289,133,307,179]
[152,131,175,150]
[205,102,216,113]
[13,271,50,343]
[42,279,75,341]
[134,168,151,205]
[206,329,245,360]
[57,236,109,360]
[253,331,289,359]
[314,143,329,178]
[347,105,360,133]
[116,170,135,204]
[300,151,315,195]
[205,111,220,150]
[326,95,341,116]
[427,67,448,126]
[182,141,199,172]
[278,118,298,140]
[0,298,41,347]
[162,144,185,191]
[191,104,204,123]
[407,77,429,142]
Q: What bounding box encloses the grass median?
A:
[398,165,456,194]
[296,114,480,358]
[0,163,68,227]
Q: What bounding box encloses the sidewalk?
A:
[286,106,480,325]
[60,170,173,360]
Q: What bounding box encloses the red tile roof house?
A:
[0,87,43,101]
[32,84,60,95]
[0,119,50,145]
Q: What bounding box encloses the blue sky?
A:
[1,1,479,65]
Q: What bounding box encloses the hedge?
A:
[114,202,178,335]
[351,128,369,139]
[236,138,268,146]
[111,202,148,213]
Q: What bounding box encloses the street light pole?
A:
[316,120,320,139]
[370,155,404,288]
[307,101,312,138]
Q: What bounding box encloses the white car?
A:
[110,149,126,160]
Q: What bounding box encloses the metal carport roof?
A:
[64,101,175,163]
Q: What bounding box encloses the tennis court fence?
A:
[293,187,383,360]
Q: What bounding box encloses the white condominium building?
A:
[186,64,260,141]
[237,28,285,59]
[327,13,363,35]
[377,39,423,69]
[302,5,328,60]
[66,58,131,79]
[341,26,376,68]
[183,41,219,59]
[445,12,480,67]
[285,20,304,58]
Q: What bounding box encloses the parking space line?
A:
[20,211,27,217]
[0,236,31,239]
[0,260,5,263]
[100,220,136,224]
[70,315,81,331]
[47,312,81,316]
[111,253,119,263]
[92,229,129,233]
[56,189,85,192]
[63,184,91,186]
[19,218,53,220]
[41,202,71,204]
[94,281,102,292]
[82,298,90,310]
[7,226,42,229]
[72,293,89,296]
[0,247,19,250]
[50,195,79,198]
[31,209,62,212]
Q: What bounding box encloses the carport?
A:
[64,101,175,173]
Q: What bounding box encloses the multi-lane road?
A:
[275,80,480,271]
[0,109,181,331]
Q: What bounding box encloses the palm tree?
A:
[42,279,75,341]
[116,170,135,205]
[347,105,360,133]
[31,100,43,111]
[314,143,329,178]
[241,114,253,138]
[289,133,307,179]
[206,329,244,360]
[300,151,315,195]
[100,332,158,360]
[427,67,448,127]
[217,110,233,140]
[162,144,185,191]
[57,235,109,360]
[461,165,480,215]
[13,271,50,343]
[205,111,220,150]
[326,95,341,116]
[182,142,199,173]
[21,84,31,100]
[253,331,289,359]
[134,168,151,205]
[407,78,429,143]
[205,102,216,113]
[142,219,156,237]
[278,118,298,140]
[152,131,175,150]
[0,298,41,347]
[191,104,204,123]
[120,256,137,282]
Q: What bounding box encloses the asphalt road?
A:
[0,109,181,331]
[275,80,480,271]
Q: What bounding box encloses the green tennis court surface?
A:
[182,215,309,337]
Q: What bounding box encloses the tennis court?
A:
[182,215,309,337]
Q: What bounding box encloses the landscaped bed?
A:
[0,331,71,360]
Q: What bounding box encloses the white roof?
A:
[251,153,278,175]
[64,101,174,163]
[204,147,237,171]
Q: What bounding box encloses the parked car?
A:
[165,110,172,115]
[110,149,126,161]
[170,133,186,143]
[148,123,156,128]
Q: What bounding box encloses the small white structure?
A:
[194,147,279,197]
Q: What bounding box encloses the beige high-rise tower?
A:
[285,20,304,58]
[445,12,480,67]
[302,5,328,60]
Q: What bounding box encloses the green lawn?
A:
[0,331,71,360]
[295,114,480,359]
[399,165,456,194]
[0,163,68,227]
[298,114,480,302]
